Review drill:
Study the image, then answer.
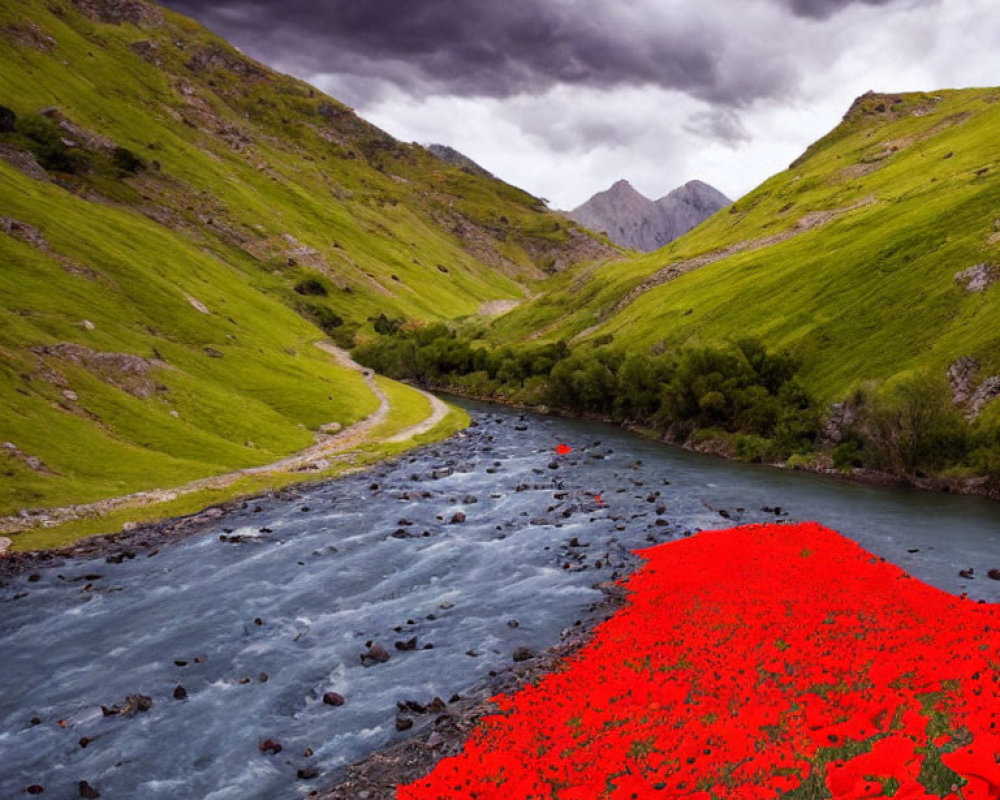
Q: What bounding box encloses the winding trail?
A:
[386,392,450,443]
[0,343,447,537]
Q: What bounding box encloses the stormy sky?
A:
[162,0,1000,208]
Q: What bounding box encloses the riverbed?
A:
[1,400,998,799]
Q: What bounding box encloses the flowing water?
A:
[2,400,999,799]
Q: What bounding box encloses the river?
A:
[1,400,998,799]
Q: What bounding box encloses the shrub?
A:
[112,145,145,173]
[859,371,970,475]
[294,277,328,296]
[0,105,16,133]
[17,113,89,174]
[302,304,343,334]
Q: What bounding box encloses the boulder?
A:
[259,738,282,755]
[513,646,536,662]
[322,692,345,707]
[360,643,390,666]
[955,262,998,293]
[79,780,101,799]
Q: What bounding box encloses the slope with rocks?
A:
[0,0,612,527]
[568,178,730,251]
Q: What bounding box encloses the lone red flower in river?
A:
[398,523,1000,799]
[556,443,572,455]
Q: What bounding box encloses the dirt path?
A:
[386,391,450,443]
[0,343,446,536]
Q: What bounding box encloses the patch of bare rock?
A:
[955,262,998,293]
[70,0,163,27]
[948,356,1000,418]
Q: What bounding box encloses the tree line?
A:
[352,321,1000,488]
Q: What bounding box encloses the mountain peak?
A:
[569,179,730,252]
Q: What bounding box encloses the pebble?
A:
[512,646,536,662]
[360,643,390,666]
[259,739,282,755]
[323,692,345,707]
[78,781,101,799]
[173,686,188,700]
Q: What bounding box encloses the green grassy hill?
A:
[488,88,1000,413]
[0,0,610,520]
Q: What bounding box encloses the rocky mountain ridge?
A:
[569,178,730,251]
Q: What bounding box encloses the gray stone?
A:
[948,356,980,406]
[968,375,1000,417]
[955,262,998,293]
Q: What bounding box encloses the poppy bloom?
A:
[399,523,1000,799]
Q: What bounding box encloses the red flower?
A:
[398,524,1000,799]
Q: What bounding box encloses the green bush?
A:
[112,146,145,174]
[0,105,15,133]
[17,113,90,174]
[300,303,342,334]
[294,277,328,296]
[858,371,970,475]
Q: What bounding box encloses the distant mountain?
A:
[569,179,731,251]
[426,144,493,178]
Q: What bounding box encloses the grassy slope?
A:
[0,0,604,517]
[489,89,1000,407]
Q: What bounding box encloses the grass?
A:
[366,375,434,440]
[487,88,1000,408]
[0,0,602,525]
[7,399,469,552]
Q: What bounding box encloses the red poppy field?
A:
[398,523,1000,799]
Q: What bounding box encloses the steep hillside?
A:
[569,178,730,251]
[0,0,611,524]
[494,89,1000,414]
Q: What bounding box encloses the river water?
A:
[2,400,999,799]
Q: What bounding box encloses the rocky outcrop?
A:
[969,376,1000,417]
[31,344,162,398]
[0,145,50,182]
[821,400,861,445]
[2,442,50,474]
[947,356,1000,418]
[568,179,730,252]
[955,262,998,293]
[0,21,57,51]
[70,0,163,27]
[948,356,980,406]
[426,144,493,179]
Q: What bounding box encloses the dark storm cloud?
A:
[781,0,901,19]
[682,109,751,146]
[161,0,912,106]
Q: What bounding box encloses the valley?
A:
[2,2,1000,799]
